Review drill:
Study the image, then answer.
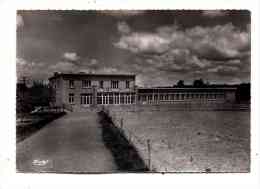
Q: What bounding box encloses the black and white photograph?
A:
[16,10,251,173]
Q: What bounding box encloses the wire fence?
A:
[109,113,175,171]
[107,108,249,172]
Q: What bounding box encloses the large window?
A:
[82,80,91,88]
[103,93,109,104]
[69,93,74,104]
[99,80,104,89]
[114,93,120,104]
[125,93,131,104]
[80,94,92,105]
[111,80,119,89]
[120,93,125,104]
[69,80,74,89]
[148,95,152,103]
[131,93,135,104]
[126,81,130,88]
[97,93,102,104]
[109,93,113,104]
[154,94,159,102]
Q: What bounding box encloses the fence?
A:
[105,109,176,171]
[104,103,250,172]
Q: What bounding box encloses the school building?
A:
[49,72,237,109]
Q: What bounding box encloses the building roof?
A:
[49,72,136,80]
[138,87,237,93]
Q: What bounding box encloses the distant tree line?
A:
[174,79,250,103]
[16,80,53,114]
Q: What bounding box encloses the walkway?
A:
[16,111,117,173]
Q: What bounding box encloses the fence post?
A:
[120,118,123,130]
[147,139,151,170]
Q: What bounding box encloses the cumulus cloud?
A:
[49,61,78,73]
[117,21,131,34]
[17,14,24,28]
[202,10,228,18]
[114,32,170,54]
[115,23,250,59]
[114,21,250,82]
[63,52,80,61]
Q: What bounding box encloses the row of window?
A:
[68,92,225,105]
[68,80,130,89]
[69,93,93,105]
[68,93,135,105]
[97,93,135,105]
[138,93,225,101]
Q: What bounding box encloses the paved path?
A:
[16,111,117,173]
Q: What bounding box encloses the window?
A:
[120,93,125,104]
[170,94,174,100]
[160,94,164,101]
[114,93,120,104]
[69,93,74,104]
[111,80,119,89]
[126,81,130,88]
[131,93,135,104]
[82,80,91,88]
[126,93,131,104]
[103,93,109,104]
[148,95,152,103]
[165,94,169,100]
[69,80,74,89]
[154,94,158,102]
[97,93,102,104]
[109,93,113,104]
[80,94,92,105]
[99,80,104,89]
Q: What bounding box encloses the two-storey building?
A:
[49,72,136,109]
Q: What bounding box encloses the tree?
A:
[193,78,205,88]
[176,80,185,87]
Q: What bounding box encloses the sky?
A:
[17,10,250,87]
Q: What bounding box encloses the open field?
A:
[109,107,250,172]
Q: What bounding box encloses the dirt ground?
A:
[111,110,250,172]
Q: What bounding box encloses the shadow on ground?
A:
[98,111,149,172]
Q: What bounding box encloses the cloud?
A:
[117,21,131,34]
[202,10,228,18]
[115,23,250,59]
[49,61,78,73]
[99,10,146,17]
[113,21,250,85]
[114,32,170,54]
[63,52,80,61]
[17,14,24,28]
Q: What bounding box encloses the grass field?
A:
[110,109,250,172]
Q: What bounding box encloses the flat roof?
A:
[49,72,136,80]
[138,87,237,92]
